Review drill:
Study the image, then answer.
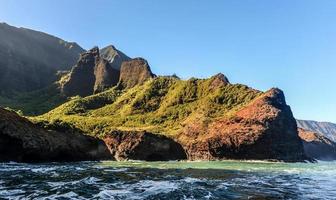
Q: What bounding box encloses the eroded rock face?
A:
[179,88,309,162]
[0,107,112,162]
[94,59,120,94]
[61,47,98,97]
[298,128,336,161]
[118,58,155,89]
[61,47,122,96]
[103,131,187,161]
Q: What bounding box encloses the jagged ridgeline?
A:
[35,68,308,161]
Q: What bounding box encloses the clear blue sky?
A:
[0,0,335,122]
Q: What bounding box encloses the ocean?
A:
[0,160,335,199]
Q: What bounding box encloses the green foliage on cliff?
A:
[34,76,262,137]
[0,84,67,116]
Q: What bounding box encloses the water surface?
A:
[0,160,335,199]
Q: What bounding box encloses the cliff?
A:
[61,48,153,97]
[179,88,307,162]
[0,107,111,162]
[118,58,155,89]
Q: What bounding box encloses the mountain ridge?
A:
[297,120,336,142]
[0,22,85,94]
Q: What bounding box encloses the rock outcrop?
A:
[103,131,187,161]
[0,22,84,94]
[61,47,99,97]
[118,58,155,89]
[298,128,336,161]
[179,88,309,162]
[94,58,120,93]
[61,48,154,96]
[0,107,112,162]
[61,47,122,96]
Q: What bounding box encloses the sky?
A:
[0,0,335,123]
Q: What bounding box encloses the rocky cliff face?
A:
[94,58,120,93]
[0,23,84,94]
[61,47,122,96]
[179,88,308,162]
[0,107,111,162]
[298,128,336,161]
[297,120,336,142]
[61,48,153,96]
[118,58,155,89]
[61,47,99,97]
[103,131,187,161]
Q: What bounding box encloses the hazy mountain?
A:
[297,120,336,142]
[0,22,84,94]
[298,128,336,161]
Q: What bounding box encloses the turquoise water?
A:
[0,160,335,199]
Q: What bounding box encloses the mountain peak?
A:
[209,73,230,89]
[100,45,131,70]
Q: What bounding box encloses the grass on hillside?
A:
[0,84,67,116]
[34,76,263,138]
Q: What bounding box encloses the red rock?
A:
[179,88,309,162]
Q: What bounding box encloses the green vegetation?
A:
[0,84,67,116]
[34,76,262,138]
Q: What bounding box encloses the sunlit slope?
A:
[37,75,262,137]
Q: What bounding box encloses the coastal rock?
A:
[118,58,155,89]
[103,131,187,161]
[179,88,309,162]
[298,128,336,160]
[0,107,111,162]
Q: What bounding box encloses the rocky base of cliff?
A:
[178,88,310,162]
[103,131,187,161]
[0,108,112,163]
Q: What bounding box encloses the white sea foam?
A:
[31,167,57,173]
[95,180,180,199]
[104,168,128,172]
[0,189,25,196]
[182,177,202,183]
[41,191,84,200]
[48,176,101,188]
